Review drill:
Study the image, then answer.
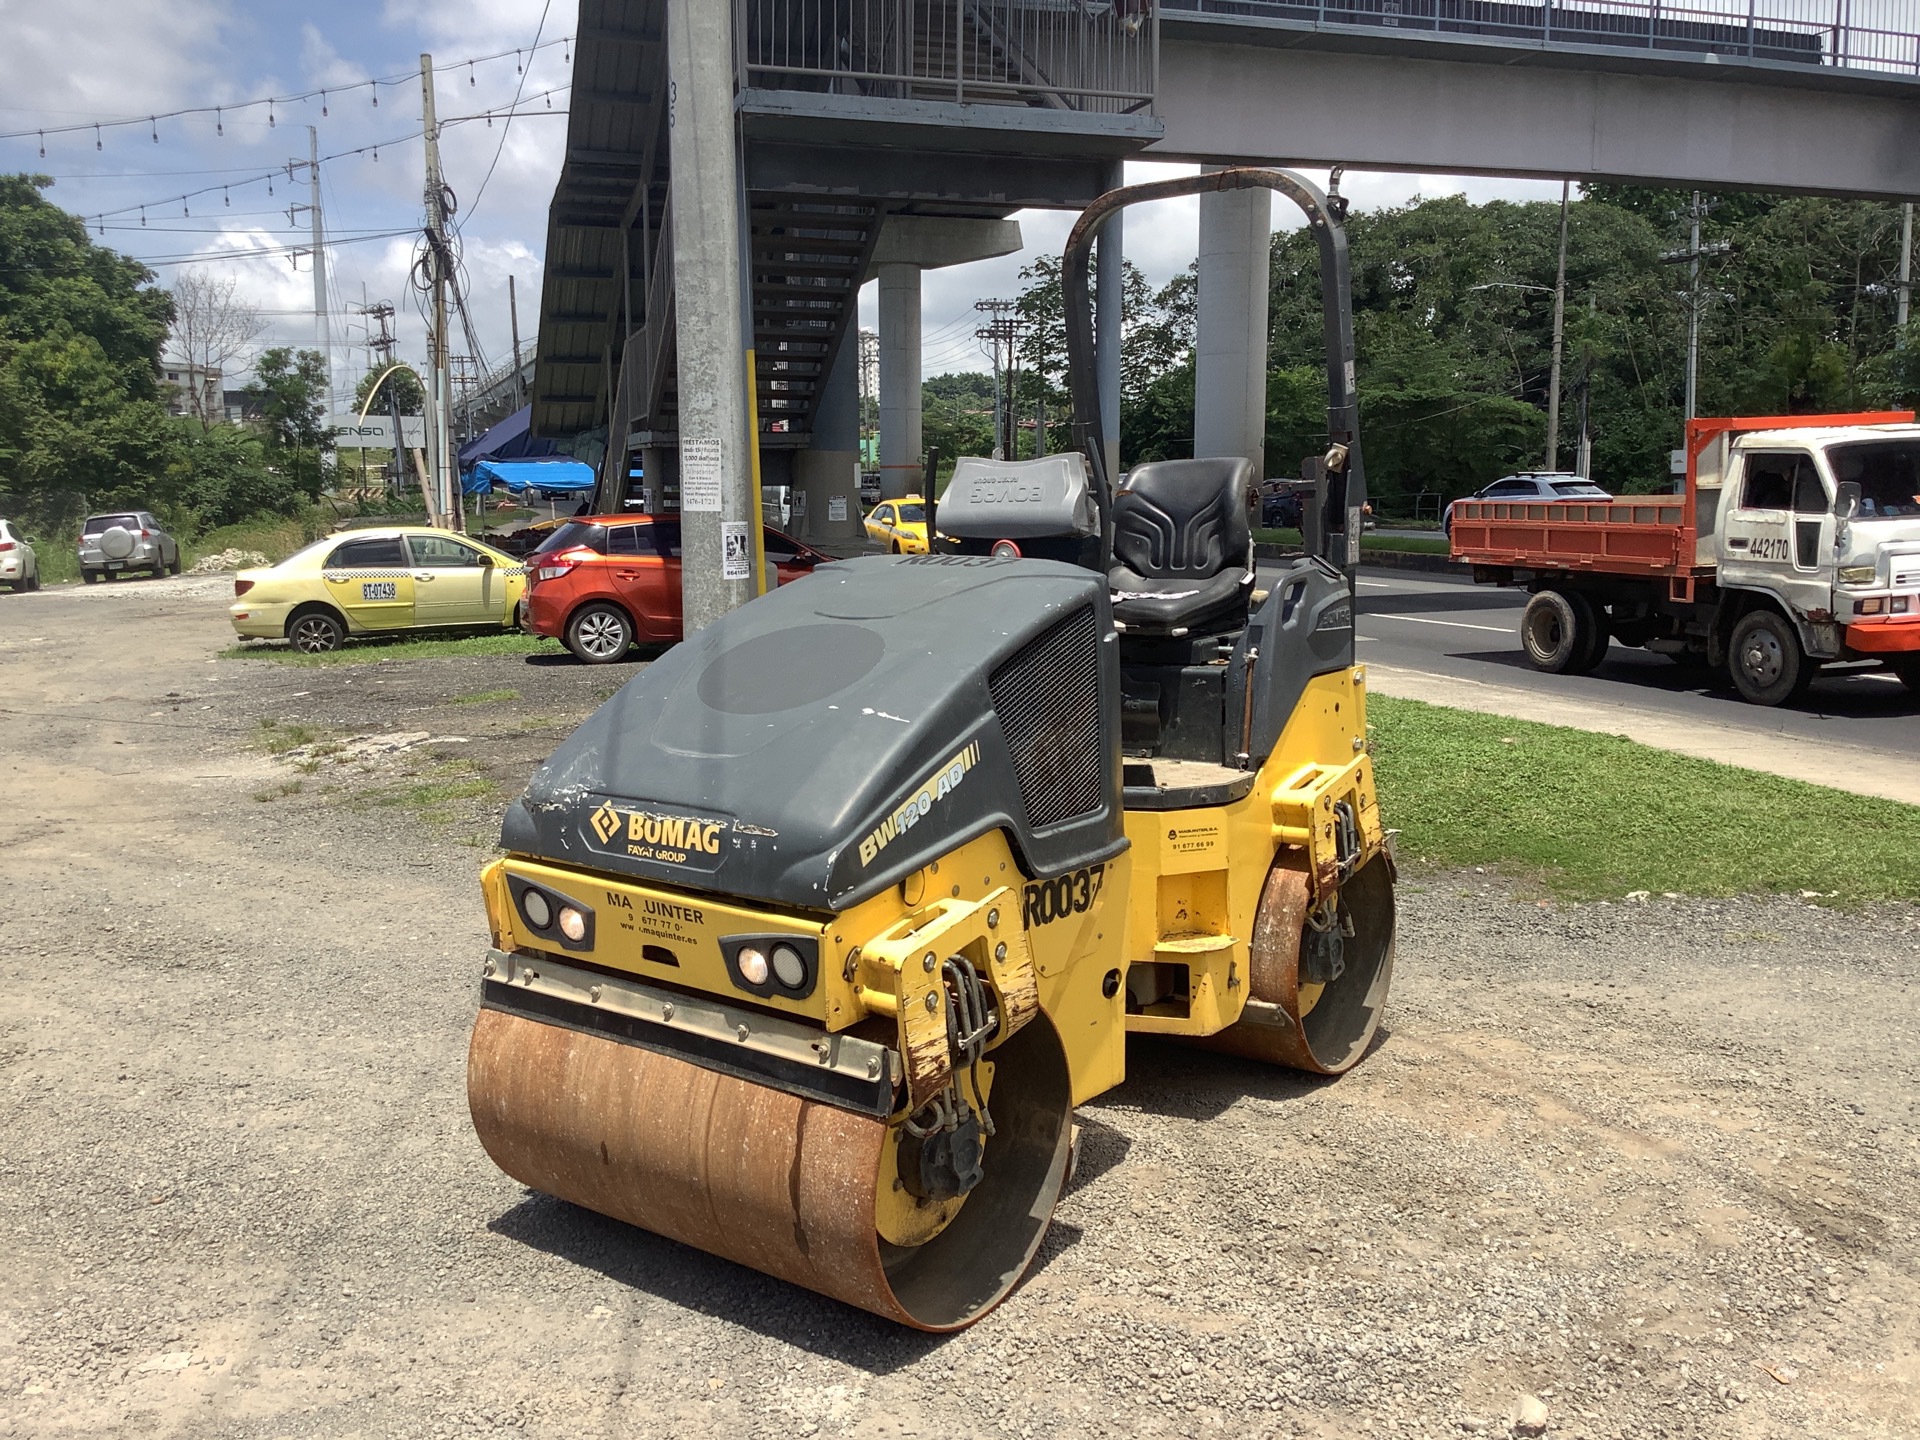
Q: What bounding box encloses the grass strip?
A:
[1368,694,1920,903]
[222,632,562,666]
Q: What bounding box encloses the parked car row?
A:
[1,511,189,593]
[220,515,833,661]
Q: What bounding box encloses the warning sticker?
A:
[722,521,752,580]
[681,437,723,512]
[828,495,849,522]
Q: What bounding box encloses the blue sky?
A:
[1,0,1560,404]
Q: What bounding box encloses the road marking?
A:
[1366,613,1517,635]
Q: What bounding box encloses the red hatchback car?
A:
[523,513,833,662]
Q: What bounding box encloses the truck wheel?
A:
[1520,590,1589,674]
[1569,600,1612,674]
[1728,610,1811,706]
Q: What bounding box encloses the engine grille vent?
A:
[989,605,1104,829]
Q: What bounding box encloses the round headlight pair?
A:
[738,942,808,991]
[518,886,586,943]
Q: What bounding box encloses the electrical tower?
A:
[353,300,407,493]
[286,127,329,406]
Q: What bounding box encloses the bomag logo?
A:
[858,741,981,867]
[586,801,725,864]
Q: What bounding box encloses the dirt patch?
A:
[1,583,1916,1440]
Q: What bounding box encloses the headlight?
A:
[1856,597,1885,615]
[1838,565,1878,585]
[771,943,807,989]
[507,878,593,949]
[721,934,820,999]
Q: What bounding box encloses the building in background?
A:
[160,363,223,422]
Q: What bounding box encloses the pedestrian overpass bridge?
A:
[534,0,1920,525]
[1155,0,1920,197]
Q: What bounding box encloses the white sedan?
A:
[0,519,39,592]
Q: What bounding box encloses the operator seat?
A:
[1107,457,1255,637]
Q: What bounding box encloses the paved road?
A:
[1348,567,1920,763]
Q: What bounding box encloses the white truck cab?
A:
[1702,424,1920,681]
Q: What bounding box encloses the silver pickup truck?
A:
[79,511,181,582]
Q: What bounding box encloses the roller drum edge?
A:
[467,1006,1073,1331]
[1198,855,1396,1075]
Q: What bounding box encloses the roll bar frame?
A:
[1062,167,1368,580]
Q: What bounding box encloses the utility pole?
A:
[975,298,1019,460]
[667,0,759,631]
[421,53,453,529]
[308,128,328,400]
[1899,202,1913,337]
[1686,190,1702,422]
[1546,179,1569,470]
[1660,194,1728,424]
[508,275,526,407]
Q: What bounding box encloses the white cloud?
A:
[0,0,241,119]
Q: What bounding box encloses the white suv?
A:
[0,519,38,592]
[1442,473,1610,535]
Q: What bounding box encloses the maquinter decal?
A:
[857,741,982,867]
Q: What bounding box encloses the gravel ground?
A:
[2,577,1917,1440]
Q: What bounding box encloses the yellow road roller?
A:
[467,169,1396,1331]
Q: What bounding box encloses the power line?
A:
[73,87,571,233]
[1,36,572,148]
[124,228,419,268]
[457,0,557,234]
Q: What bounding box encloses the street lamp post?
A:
[1547,180,1571,470]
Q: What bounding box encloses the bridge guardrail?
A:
[1166,0,1920,75]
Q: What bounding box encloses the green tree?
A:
[246,347,332,502]
[0,174,176,528]
[920,371,997,486]
[165,422,307,529]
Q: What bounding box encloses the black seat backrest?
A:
[1111,457,1254,579]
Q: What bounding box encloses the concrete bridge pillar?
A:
[877,263,924,499]
[1195,173,1271,479]
[794,339,863,543]
[870,216,1023,499]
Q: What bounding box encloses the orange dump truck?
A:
[1449,412,1920,706]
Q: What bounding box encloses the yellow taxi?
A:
[863,496,930,553]
[228,526,528,654]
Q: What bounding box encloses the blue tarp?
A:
[469,458,598,496]
[458,405,560,468]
